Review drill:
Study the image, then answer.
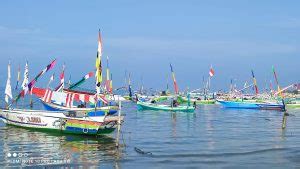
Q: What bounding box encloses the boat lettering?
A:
[26,117,41,123]
[17,116,25,122]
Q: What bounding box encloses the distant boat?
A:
[217,100,285,111]
[178,96,216,105]
[137,101,195,112]
[0,109,123,135]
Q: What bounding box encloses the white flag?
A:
[21,62,29,93]
[5,62,12,103]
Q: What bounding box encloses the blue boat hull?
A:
[217,100,285,111]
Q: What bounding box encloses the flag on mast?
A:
[5,62,12,103]
[21,61,29,94]
[15,59,57,102]
[251,70,259,95]
[95,29,103,94]
[47,73,55,89]
[110,73,113,93]
[106,56,111,93]
[209,65,215,77]
[170,64,179,94]
[69,72,94,90]
[15,64,21,90]
[55,64,65,91]
[272,66,282,97]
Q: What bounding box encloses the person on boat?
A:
[172,100,179,107]
[193,101,197,108]
[151,99,156,104]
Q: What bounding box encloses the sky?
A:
[0,0,299,93]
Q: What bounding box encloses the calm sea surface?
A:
[1,100,300,168]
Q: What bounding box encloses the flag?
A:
[209,65,215,77]
[5,62,12,103]
[15,65,20,90]
[106,56,111,93]
[21,61,29,94]
[69,72,94,90]
[47,73,55,88]
[109,73,113,93]
[15,59,57,102]
[272,66,283,97]
[170,64,179,94]
[55,64,65,91]
[251,70,259,95]
[95,29,103,94]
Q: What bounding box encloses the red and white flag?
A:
[209,65,215,77]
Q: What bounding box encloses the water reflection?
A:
[0,125,123,167]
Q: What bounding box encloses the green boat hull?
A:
[137,101,195,112]
[5,122,115,136]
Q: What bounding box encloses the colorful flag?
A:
[170,64,179,94]
[106,56,111,93]
[110,73,113,93]
[95,29,103,94]
[5,62,12,103]
[209,65,215,77]
[21,61,29,94]
[15,59,57,102]
[251,70,259,95]
[272,66,283,97]
[69,72,94,90]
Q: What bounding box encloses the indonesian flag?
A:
[209,65,215,77]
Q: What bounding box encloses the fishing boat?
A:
[41,101,118,116]
[286,99,300,109]
[30,87,118,116]
[178,96,215,105]
[217,100,285,111]
[137,101,195,112]
[0,108,123,135]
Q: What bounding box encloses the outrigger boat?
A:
[137,101,195,112]
[0,108,123,135]
[217,100,285,111]
[33,87,119,116]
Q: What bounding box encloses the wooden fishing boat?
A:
[286,99,300,109]
[40,100,118,116]
[178,96,215,105]
[137,101,195,112]
[0,108,123,135]
[217,100,285,111]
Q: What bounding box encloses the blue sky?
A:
[0,0,299,92]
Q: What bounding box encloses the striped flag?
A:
[170,64,179,94]
[69,72,94,90]
[15,59,57,102]
[251,70,259,95]
[95,29,103,94]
